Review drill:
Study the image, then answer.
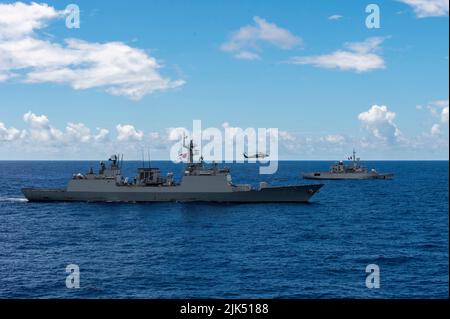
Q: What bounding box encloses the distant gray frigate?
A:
[302,150,394,180]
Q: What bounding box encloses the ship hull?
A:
[303,172,393,180]
[22,184,323,203]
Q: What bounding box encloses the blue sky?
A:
[0,0,448,159]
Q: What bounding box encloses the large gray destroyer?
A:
[302,150,394,180]
[22,140,323,203]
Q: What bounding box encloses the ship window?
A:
[314,173,320,176]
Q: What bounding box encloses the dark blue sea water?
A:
[0,161,448,298]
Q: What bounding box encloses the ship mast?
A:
[189,139,194,165]
[182,133,194,165]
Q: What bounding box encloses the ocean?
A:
[0,160,448,298]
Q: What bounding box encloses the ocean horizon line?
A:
[0,159,448,162]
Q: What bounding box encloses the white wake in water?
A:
[0,197,28,203]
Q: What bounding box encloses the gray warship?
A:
[22,140,323,203]
[302,150,394,180]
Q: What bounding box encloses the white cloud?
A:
[1,108,448,159]
[23,111,63,142]
[344,37,386,54]
[321,134,345,144]
[65,122,91,143]
[0,2,60,39]
[23,111,49,127]
[221,16,301,60]
[234,51,261,60]
[21,111,112,145]
[424,99,449,136]
[288,37,386,72]
[442,105,449,124]
[278,130,296,142]
[399,0,449,18]
[1,112,159,159]
[0,2,184,100]
[0,122,20,141]
[94,128,109,142]
[149,132,160,139]
[431,123,442,135]
[116,124,144,141]
[432,99,449,124]
[328,15,343,20]
[358,105,401,142]
[0,72,9,81]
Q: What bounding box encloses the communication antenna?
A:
[147,148,151,168]
[182,132,188,149]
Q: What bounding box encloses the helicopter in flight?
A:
[243,152,269,159]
